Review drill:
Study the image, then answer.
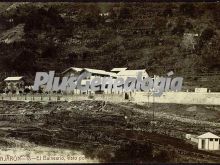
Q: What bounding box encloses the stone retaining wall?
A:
[1,92,220,105]
[132,92,220,105]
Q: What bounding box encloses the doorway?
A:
[125,93,129,100]
[202,139,205,149]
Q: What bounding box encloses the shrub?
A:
[111,141,154,163]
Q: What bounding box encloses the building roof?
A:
[117,69,148,77]
[197,132,220,139]
[108,72,117,77]
[62,67,83,74]
[83,68,117,77]
[111,68,127,72]
[4,76,23,81]
[84,68,107,75]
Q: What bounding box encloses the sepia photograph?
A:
[0,1,220,163]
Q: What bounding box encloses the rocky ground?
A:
[0,100,220,163]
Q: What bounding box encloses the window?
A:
[210,138,213,141]
[215,139,218,141]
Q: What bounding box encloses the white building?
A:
[197,132,220,150]
[111,68,127,74]
[182,32,199,50]
[4,76,25,94]
[82,68,117,78]
[117,69,148,79]
[99,12,110,17]
[61,67,118,94]
[115,69,148,97]
[61,67,83,77]
[186,134,199,143]
[60,67,149,95]
[80,68,117,94]
[195,88,208,93]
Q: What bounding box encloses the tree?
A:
[197,28,216,49]
[24,88,31,93]
[200,28,215,41]
[185,21,193,30]
[119,6,132,19]
[211,4,220,27]
[179,3,195,17]
[0,82,6,92]
[11,49,37,73]
[153,16,167,32]
[163,7,173,17]
[77,5,102,28]
[24,7,64,32]
[172,18,185,36]
[41,42,58,58]
[109,8,117,19]
[111,141,154,163]
[200,35,220,71]
[154,150,172,162]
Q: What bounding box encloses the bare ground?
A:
[0,100,220,163]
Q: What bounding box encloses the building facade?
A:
[4,76,25,94]
[197,132,220,150]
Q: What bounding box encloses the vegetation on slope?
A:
[0,2,219,90]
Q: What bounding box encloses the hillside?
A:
[0,2,219,90]
[0,100,220,163]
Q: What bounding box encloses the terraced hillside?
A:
[0,2,219,90]
[0,100,220,163]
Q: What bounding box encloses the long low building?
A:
[117,69,148,79]
[62,67,83,77]
[2,67,148,95]
[62,67,148,79]
[60,67,148,95]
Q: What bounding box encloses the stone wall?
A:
[0,93,125,103]
[1,92,220,105]
[132,92,220,105]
